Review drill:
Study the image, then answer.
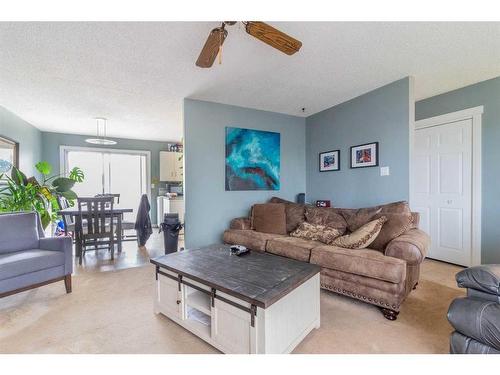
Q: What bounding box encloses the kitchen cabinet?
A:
[160,151,183,182]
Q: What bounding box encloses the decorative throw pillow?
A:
[269,197,306,233]
[304,206,347,235]
[290,222,342,245]
[251,203,287,235]
[369,213,413,250]
[332,216,388,249]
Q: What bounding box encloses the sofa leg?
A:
[64,275,72,293]
[413,282,418,290]
[380,308,399,321]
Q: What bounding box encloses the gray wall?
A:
[184,99,306,249]
[41,131,173,224]
[416,76,500,264]
[306,77,411,208]
[0,106,42,177]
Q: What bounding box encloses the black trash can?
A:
[159,213,183,254]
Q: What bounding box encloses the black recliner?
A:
[447,265,500,354]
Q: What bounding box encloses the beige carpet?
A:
[0,259,464,354]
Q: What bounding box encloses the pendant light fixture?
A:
[85,118,117,145]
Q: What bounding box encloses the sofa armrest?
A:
[384,229,430,265]
[456,265,500,296]
[39,237,73,275]
[229,217,252,230]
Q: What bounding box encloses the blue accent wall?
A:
[306,78,411,208]
[184,99,306,249]
[416,76,500,264]
[41,131,173,224]
[0,106,42,177]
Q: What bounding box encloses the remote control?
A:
[230,245,250,256]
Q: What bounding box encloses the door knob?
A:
[176,299,181,305]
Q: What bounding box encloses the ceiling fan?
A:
[195,21,302,68]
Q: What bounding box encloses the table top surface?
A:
[57,207,133,215]
[151,244,320,308]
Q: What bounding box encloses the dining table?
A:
[57,207,133,257]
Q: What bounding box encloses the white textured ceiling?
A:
[0,22,499,141]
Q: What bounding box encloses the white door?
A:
[412,119,472,266]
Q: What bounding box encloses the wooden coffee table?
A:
[151,244,321,354]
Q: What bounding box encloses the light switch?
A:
[380,166,390,176]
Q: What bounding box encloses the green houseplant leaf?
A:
[11,167,28,186]
[35,161,52,176]
[69,167,85,182]
[61,189,78,200]
[52,177,75,192]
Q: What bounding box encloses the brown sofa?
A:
[223,198,430,320]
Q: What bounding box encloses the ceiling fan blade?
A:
[245,22,302,55]
[196,27,228,68]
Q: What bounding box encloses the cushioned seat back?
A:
[0,212,40,254]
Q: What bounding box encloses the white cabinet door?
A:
[159,152,173,181]
[160,152,183,182]
[173,152,183,182]
[212,298,253,354]
[156,274,182,318]
[412,119,472,266]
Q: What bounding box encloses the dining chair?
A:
[95,193,137,242]
[76,196,115,265]
[95,193,120,205]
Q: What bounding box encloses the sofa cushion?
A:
[310,245,406,284]
[223,229,286,252]
[0,212,40,254]
[337,201,411,232]
[370,212,413,250]
[304,206,347,234]
[269,197,306,233]
[266,237,322,262]
[251,203,287,235]
[332,217,387,249]
[337,207,381,232]
[290,222,342,245]
[0,249,65,280]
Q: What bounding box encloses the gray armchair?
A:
[447,265,500,354]
[0,212,73,298]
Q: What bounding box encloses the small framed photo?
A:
[319,150,340,172]
[350,142,379,169]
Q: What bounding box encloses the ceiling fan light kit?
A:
[196,21,302,68]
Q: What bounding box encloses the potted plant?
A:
[0,161,84,229]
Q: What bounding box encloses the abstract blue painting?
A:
[225,127,280,191]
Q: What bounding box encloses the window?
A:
[0,135,19,172]
[61,146,150,222]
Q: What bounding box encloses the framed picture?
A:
[319,150,340,172]
[225,127,280,191]
[350,142,379,169]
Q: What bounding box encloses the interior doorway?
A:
[411,106,482,266]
